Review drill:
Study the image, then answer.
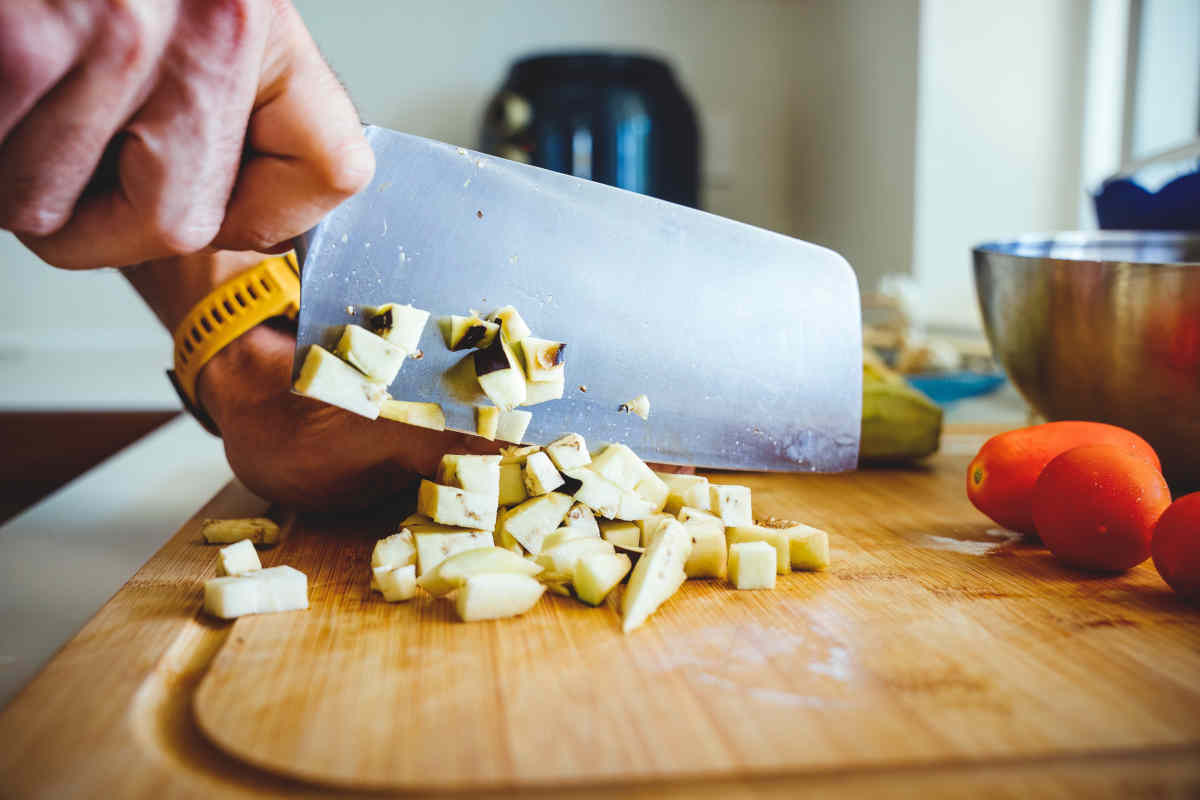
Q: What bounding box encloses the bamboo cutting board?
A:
[192,431,1200,792]
[2,428,1199,798]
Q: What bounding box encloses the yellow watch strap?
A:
[171,252,300,409]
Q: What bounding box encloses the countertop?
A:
[0,416,230,709]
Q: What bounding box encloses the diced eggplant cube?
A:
[710,484,753,527]
[367,303,430,353]
[370,530,417,568]
[520,337,566,382]
[545,433,591,471]
[496,492,573,554]
[521,374,565,406]
[445,315,499,351]
[374,564,418,602]
[437,454,501,498]
[619,394,650,420]
[729,541,776,589]
[523,451,564,496]
[335,324,407,384]
[475,406,499,440]
[293,345,387,419]
[379,400,446,431]
[563,502,601,536]
[495,409,533,443]
[417,480,497,531]
[498,462,528,506]
[599,520,641,549]
[489,305,532,343]
[475,337,527,411]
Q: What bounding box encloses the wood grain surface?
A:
[1,429,1199,799]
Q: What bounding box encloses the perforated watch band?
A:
[168,253,300,434]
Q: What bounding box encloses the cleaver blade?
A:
[294,126,862,472]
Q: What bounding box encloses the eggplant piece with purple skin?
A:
[444,315,500,351]
[520,337,566,382]
[474,336,527,411]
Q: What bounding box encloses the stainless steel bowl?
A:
[974,231,1200,487]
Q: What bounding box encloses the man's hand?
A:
[197,322,501,512]
[125,250,496,511]
[0,0,373,269]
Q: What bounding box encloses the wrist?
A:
[195,323,295,432]
[123,250,270,333]
[125,250,298,434]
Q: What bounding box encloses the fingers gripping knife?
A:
[294,127,862,472]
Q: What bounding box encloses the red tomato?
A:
[1152,493,1200,600]
[1031,444,1170,572]
[967,421,1160,535]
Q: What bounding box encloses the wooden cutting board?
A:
[2,428,1199,799]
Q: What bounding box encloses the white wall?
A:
[911,0,1090,330]
[788,0,920,300]
[1130,0,1200,159]
[297,0,802,233]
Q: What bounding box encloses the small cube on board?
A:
[371,531,417,569]
[455,573,546,622]
[204,566,308,619]
[417,480,497,531]
[496,492,573,555]
[709,484,753,527]
[498,462,528,506]
[726,525,791,575]
[417,546,541,597]
[599,520,641,549]
[682,517,728,579]
[575,553,632,606]
[659,474,711,514]
[374,564,418,602]
[544,433,591,471]
[217,539,262,577]
[438,455,501,499]
[563,502,600,536]
[729,541,776,590]
[523,451,564,495]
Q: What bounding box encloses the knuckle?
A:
[0,21,64,98]
[150,212,222,255]
[197,0,254,45]
[101,3,154,72]
[0,174,70,236]
[0,205,68,238]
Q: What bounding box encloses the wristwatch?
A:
[167,253,300,435]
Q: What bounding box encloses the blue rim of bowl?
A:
[973,231,1200,266]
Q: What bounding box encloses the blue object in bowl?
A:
[907,372,1006,405]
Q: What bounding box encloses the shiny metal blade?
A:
[295,127,861,471]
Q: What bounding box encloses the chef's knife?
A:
[294,127,861,472]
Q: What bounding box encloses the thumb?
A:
[210,0,374,252]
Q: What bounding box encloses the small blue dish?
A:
[907,372,1006,405]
